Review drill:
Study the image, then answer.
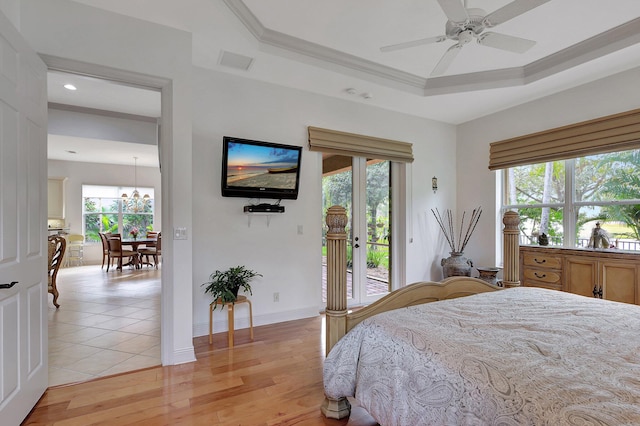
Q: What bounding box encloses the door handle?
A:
[0,281,18,289]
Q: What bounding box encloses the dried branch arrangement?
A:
[431,207,483,253]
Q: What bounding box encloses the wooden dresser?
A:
[520,246,640,305]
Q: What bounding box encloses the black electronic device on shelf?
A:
[243,203,285,213]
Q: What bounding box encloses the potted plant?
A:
[202,265,262,309]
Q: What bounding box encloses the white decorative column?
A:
[502,211,521,288]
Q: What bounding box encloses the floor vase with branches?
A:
[432,207,483,278]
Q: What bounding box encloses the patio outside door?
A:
[322,155,391,306]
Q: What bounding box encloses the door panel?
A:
[0,9,48,425]
[565,257,597,298]
[601,262,637,304]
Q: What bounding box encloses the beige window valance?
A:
[489,108,640,170]
[308,126,414,163]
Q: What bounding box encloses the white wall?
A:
[457,66,640,269]
[21,0,194,365]
[48,159,162,263]
[191,67,458,336]
[49,108,158,146]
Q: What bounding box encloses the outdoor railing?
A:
[520,236,640,251]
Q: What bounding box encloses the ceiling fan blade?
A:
[431,43,463,76]
[437,0,469,24]
[477,32,536,53]
[483,0,550,27]
[380,35,446,52]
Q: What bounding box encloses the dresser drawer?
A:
[523,268,561,284]
[523,253,562,270]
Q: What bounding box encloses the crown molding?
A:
[223,0,640,96]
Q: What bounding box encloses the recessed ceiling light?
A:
[63,84,77,91]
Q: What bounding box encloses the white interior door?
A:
[0,11,49,425]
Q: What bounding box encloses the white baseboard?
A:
[166,347,197,365]
[193,305,320,337]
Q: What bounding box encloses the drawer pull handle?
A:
[534,258,546,264]
[534,272,546,279]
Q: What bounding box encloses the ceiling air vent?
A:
[218,50,254,71]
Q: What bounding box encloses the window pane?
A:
[515,207,564,246]
[123,198,154,214]
[83,213,118,242]
[123,214,154,238]
[505,161,565,205]
[576,149,640,203]
[82,184,155,241]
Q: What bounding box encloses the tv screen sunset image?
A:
[226,142,300,190]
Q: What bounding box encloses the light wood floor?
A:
[24,315,378,425]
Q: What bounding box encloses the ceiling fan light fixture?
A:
[458,30,474,45]
[380,0,547,77]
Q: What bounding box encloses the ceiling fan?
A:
[380,0,550,76]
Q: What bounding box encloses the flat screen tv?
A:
[221,136,302,200]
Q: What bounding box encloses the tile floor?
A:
[48,264,161,386]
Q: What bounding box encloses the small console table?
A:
[209,295,254,347]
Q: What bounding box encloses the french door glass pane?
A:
[365,160,390,295]
[322,155,353,302]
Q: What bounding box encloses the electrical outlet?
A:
[273,292,279,302]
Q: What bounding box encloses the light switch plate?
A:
[174,227,187,240]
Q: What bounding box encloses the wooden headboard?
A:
[323,207,521,355]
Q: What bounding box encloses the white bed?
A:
[324,286,640,425]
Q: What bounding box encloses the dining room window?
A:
[82,185,155,242]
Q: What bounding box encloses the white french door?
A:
[0,10,49,425]
[322,155,392,307]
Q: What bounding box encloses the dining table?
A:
[121,238,157,268]
[121,238,156,251]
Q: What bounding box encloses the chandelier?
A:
[121,156,150,213]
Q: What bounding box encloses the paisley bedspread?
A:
[324,287,640,425]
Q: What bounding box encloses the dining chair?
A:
[145,231,159,248]
[107,234,138,271]
[47,235,66,308]
[139,232,162,268]
[98,232,113,269]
